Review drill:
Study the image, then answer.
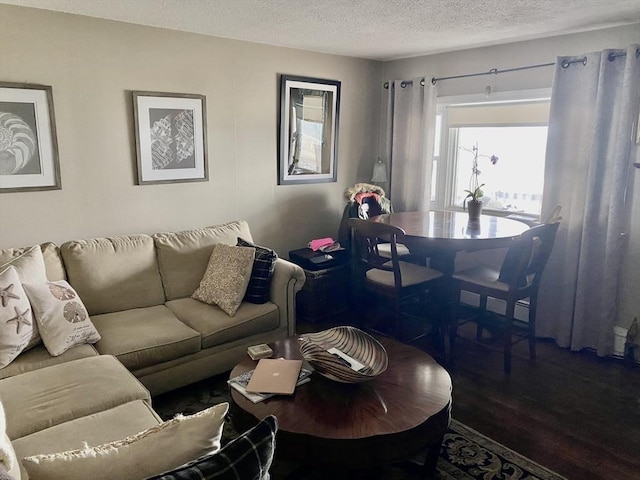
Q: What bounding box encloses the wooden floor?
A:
[301,314,640,480]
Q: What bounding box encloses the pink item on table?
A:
[309,237,335,251]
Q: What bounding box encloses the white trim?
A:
[437,88,551,108]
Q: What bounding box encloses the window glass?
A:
[435,92,550,216]
[454,126,548,214]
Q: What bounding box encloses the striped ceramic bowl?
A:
[299,326,388,383]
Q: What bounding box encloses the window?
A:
[432,90,550,216]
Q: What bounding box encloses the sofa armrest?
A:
[269,258,306,336]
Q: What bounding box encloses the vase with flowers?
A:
[460,142,498,220]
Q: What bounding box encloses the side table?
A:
[288,248,350,324]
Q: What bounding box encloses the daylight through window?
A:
[433,91,550,216]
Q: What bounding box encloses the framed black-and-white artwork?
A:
[132,91,208,185]
[0,82,61,193]
[278,75,340,185]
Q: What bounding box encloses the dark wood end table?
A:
[288,248,351,324]
[229,336,452,477]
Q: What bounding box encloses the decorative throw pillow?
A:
[0,465,13,480]
[22,403,229,480]
[147,415,277,480]
[23,280,101,356]
[192,244,256,316]
[1,399,20,480]
[0,244,48,285]
[0,266,38,368]
[236,237,278,304]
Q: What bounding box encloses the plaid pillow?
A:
[237,238,277,304]
[147,415,278,480]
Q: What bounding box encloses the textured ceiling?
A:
[2,0,639,60]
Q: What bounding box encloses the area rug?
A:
[154,374,566,480]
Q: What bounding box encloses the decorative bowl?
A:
[299,326,388,383]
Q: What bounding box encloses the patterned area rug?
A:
[154,374,566,480]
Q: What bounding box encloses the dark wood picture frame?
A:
[278,75,340,185]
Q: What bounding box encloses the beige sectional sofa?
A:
[0,220,305,479]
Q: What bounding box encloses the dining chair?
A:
[449,221,560,374]
[347,218,444,342]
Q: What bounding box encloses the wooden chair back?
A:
[498,222,560,292]
[347,218,405,290]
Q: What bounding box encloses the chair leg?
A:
[503,301,516,374]
[448,288,461,366]
[394,296,402,340]
[477,295,488,339]
[528,296,537,360]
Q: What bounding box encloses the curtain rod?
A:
[382,48,638,89]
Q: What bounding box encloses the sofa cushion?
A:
[237,237,278,304]
[166,298,279,349]
[0,266,38,369]
[22,403,228,480]
[24,280,100,356]
[0,355,150,439]
[0,344,98,380]
[60,235,165,315]
[153,221,254,301]
[192,244,255,317]
[0,243,65,283]
[91,305,201,371]
[13,401,161,478]
[148,415,277,480]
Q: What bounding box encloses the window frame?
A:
[433,88,551,217]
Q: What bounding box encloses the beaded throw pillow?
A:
[192,244,256,316]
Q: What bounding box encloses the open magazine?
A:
[228,366,313,404]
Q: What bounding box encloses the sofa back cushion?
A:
[153,221,253,301]
[60,235,165,315]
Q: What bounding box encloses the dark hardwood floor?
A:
[301,311,640,480]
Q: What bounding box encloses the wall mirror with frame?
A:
[278,75,340,185]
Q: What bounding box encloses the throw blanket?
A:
[338,183,394,248]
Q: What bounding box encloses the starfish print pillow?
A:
[0,266,37,368]
[23,280,101,356]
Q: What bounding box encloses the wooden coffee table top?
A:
[230,335,452,442]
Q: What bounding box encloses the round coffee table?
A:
[229,335,452,475]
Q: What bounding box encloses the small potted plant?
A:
[460,143,498,220]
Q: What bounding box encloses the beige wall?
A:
[381,24,640,328]
[1,5,638,326]
[0,5,382,256]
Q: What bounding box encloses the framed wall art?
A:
[278,75,340,185]
[0,82,61,193]
[132,91,208,185]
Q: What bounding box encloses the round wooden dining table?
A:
[370,210,530,274]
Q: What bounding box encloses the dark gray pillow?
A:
[147,415,278,480]
[237,238,277,304]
